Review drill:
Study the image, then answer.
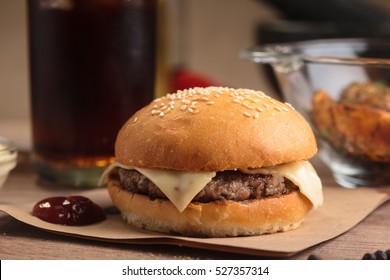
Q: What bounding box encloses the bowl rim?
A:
[241,38,390,67]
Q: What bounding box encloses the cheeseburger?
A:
[101,87,323,237]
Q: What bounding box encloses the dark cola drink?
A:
[28,0,156,187]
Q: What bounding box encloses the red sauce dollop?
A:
[32,195,106,226]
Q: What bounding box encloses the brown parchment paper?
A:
[0,186,389,257]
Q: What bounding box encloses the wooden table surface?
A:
[1,153,389,260]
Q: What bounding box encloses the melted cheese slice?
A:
[100,163,216,212]
[240,160,323,208]
[133,168,216,212]
[101,160,322,212]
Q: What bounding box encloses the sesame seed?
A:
[188,107,194,113]
[233,98,241,103]
[159,112,164,117]
[253,99,260,103]
[285,102,295,110]
[274,106,282,112]
[282,107,289,112]
[133,117,138,123]
[180,105,187,110]
[242,101,254,110]
[243,112,251,117]
[206,101,215,105]
[254,113,260,119]
[256,106,264,112]
[264,103,270,108]
[160,105,168,111]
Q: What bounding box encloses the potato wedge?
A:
[312,90,390,162]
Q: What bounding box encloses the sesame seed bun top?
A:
[115,87,317,171]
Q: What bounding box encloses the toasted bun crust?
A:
[107,180,313,237]
[115,87,317,171]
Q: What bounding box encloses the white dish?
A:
[0,137,17,188]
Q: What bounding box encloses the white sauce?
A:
[0,143,17,188]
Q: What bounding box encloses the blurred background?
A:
[0,0,389,149]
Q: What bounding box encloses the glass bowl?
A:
[241,38,390,188]
[0,137,17,188]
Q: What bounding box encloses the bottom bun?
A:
[107,181,313,237]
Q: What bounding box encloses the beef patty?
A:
[118,168,298,203]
